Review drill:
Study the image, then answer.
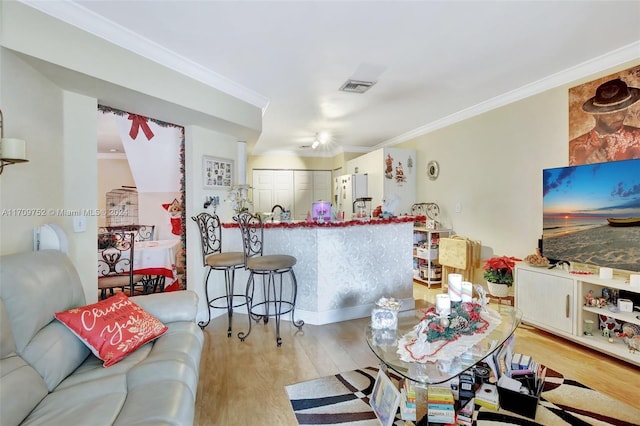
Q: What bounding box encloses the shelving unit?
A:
[413,226,452,288]
[515,263,640,366]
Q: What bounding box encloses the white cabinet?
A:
[413,227,452,288]
[515,264,640,366]
[516,267,574,335]
[252,169,331,220]
[295,170,331,220]
[253,170,294,214]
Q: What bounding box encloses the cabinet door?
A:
[516,268,574,335]
[294,170,313,220]
[253,170,293,214]
[313,170,331,202]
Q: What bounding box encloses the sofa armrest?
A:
[130,291,198,324]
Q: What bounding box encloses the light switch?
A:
[73,216,86,233]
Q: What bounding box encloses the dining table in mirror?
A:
[97,233,181,296]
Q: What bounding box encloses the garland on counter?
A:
[222,215,425,228]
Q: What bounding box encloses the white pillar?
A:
[237,141,246,185]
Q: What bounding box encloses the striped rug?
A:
[285,366,640,425]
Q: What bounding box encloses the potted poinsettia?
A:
[483,255,521,297]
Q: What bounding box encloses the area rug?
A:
[285,366,640,425]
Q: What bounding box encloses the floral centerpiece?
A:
[418,302,486,342]
[397,302,493,362]
[483,255,521,297]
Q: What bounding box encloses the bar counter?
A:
[220,216,418,325]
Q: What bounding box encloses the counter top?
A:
[222,215,425,229]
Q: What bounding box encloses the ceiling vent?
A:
[339,79,376,94]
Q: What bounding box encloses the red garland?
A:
[128,114,155,140]
[222,216,423,229]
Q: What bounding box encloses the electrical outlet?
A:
[455,203,462,213]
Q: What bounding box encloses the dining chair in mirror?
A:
[97,231,144,299]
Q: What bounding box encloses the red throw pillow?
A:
[55,292,168,367]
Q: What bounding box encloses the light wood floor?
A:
[194,284,640,425]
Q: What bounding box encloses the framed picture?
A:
[370,369,401,426]
[203,156,233,189]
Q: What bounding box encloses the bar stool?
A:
[234,211,304,346]
[192,212,247,335]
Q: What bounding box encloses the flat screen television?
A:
[542,158,640,273]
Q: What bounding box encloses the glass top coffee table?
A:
[365,305,522,422]
[366,305,522,384]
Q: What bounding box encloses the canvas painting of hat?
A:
[568,64,640,165]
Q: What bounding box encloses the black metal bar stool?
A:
[192,212,247,336]
[234,211,304,346]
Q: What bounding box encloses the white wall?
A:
[62,91,99,299]
[0,49,64,253]
[346,148,417,215]
[185,126,241,323]
[398,59,640,271]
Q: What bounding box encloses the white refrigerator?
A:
[334,174,368,219]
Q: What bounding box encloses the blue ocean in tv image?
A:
[542,158,640,272]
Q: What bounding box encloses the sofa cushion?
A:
[55,292,167,367]
[0,301,49,426]
[0,251,89,388]
[22,374,127,426]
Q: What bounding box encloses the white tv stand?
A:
[515,263,640,367]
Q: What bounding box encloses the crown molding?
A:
[378,41,640,149]
[18,0,270,112]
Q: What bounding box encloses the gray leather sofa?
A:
[0,250,204,425]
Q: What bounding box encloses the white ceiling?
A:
[25,0,640,156]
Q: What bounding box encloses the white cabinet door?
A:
[516,268,574,335]
[313,170,332,202]
[252,170,293,214]
[254,170,330,220]
[294,171,313,220]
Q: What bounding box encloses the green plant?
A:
[483,256,520,286]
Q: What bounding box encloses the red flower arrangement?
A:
[483,255,521,286]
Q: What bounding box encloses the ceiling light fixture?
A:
[311,132,331,150]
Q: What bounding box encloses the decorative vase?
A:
[486,281,510,298]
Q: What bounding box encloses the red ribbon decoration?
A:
[128,114,155,140]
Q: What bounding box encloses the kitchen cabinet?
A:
[515,264,640,366]
[413,227,452,288]
[252,169,331,219]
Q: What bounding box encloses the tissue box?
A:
[618,298,633,312]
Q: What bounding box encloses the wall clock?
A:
[426,160,439,180]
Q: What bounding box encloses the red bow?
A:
[128,114,155,140]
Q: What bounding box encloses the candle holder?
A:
[0,108,29,175]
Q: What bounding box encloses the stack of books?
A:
[427,385,456,424]
[399,379,416,421]
[456,398,475,426]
